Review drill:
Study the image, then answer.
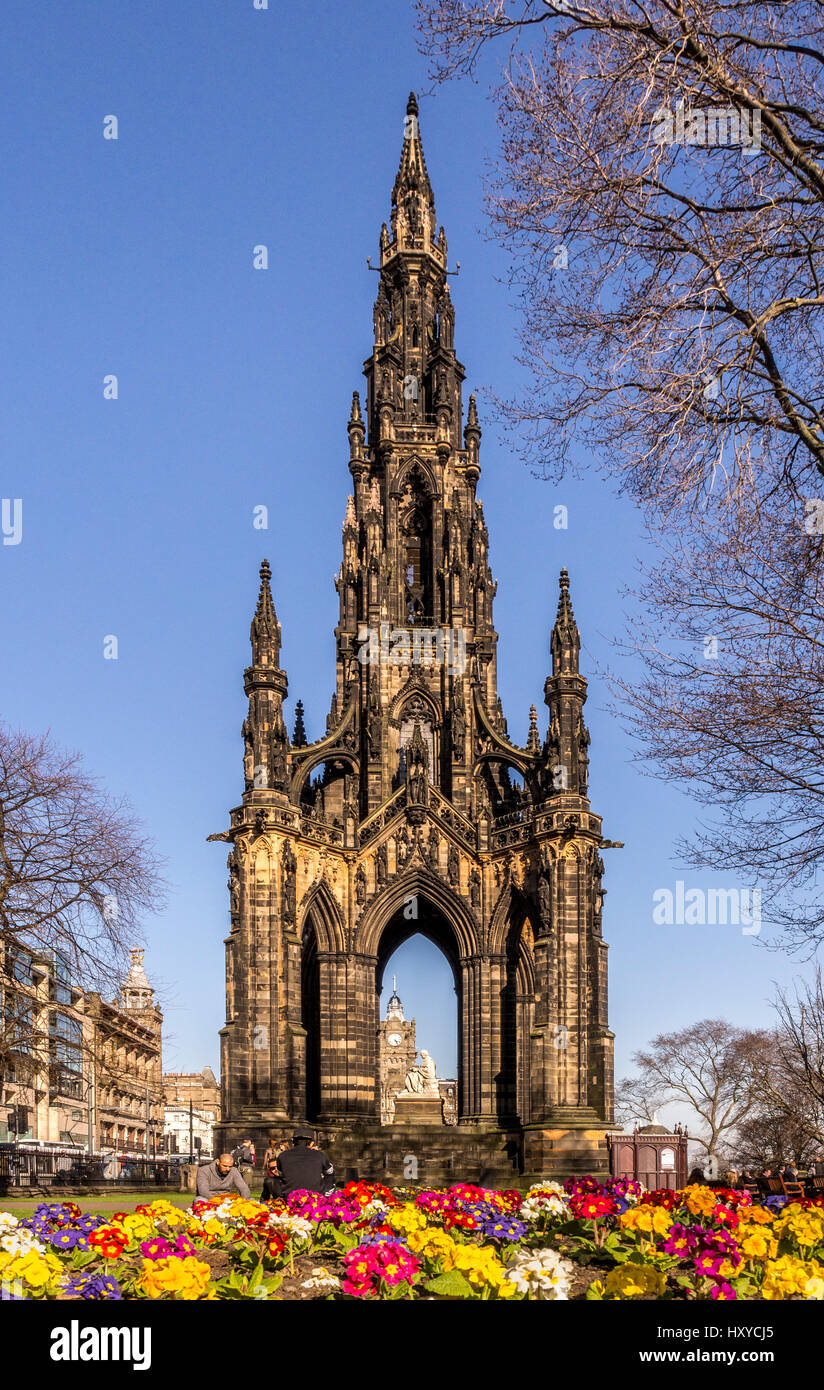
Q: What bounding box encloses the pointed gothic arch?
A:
[298,877,347,955]
[354,868,480,960]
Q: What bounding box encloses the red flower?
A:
[712,1204,739,1229]
[640,1189,680,1210]
[443,1211,477,1231]
[569,1192,617,1220]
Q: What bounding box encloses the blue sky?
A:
[1,1,813,1101]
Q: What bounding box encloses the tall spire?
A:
[544,567,589,799]
[390,92,437,254]
[250,558,281,668]
[550,567,580,675]
[243,558,289,795]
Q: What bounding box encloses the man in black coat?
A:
[277,1128,334,1196]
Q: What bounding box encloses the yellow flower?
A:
[137,1255,213,1301]
[0,1247,62,1289]
[682,1186,717,1219]
[774,1205,824,1249]
[387,1205,427,1234]
[761,1254,820,1301]
[604,1263,665,1300]
[745,1205,775,1225]
[618,1206,671,1238]
[406,1228,457,1265]
[449,1244,507,1288]
[120,1214,154,1242]
[736,1225,778,1262]
[149,1201,188,1228]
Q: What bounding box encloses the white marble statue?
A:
[403,1049,440,1098]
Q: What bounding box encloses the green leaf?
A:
[330,1228,358,1252]
[424,1270,475,1299]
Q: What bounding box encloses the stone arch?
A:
[472,752,541,811]
[354,869,480,960]
[389,454,438,500]
[290,748,360,805]
[388,683,442,727]
[298,877,346,954]
[353,869,480,1122]
[487,882,537,1125]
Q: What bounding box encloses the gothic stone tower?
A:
[213,95,616,1179]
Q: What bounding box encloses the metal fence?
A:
[0,1145,177,1190]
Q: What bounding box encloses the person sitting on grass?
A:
[195,1152,251,1201]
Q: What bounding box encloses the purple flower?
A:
[478,1217,528,1243]
[48,1229,88,1251]
[62,1274,123,1301]
[357,1231,406,1247]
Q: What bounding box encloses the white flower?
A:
[0,1214,20,1232]
[520,1191,569,1222]
[267,1211,312,1243]
[300,1266,341,1291]
[504,1247,574,1301]
[1,1230,41,1257]
[362,1199,388,1217]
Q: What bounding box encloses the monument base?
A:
[392,1095,444,1126]
[523,1111,611,1180]
[216,1112,611,1185]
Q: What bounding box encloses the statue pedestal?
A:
[393,1095,443,1126]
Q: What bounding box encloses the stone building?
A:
[86,950,164,1157]
[213,94,616,1180]
[163,1066,221,1117]
[0,945,163,1158]
[0,943,91,1147]
[163,1067,221,1157]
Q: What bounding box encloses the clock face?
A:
[388,1033,403,1047]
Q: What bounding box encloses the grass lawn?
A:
[0,1190,193,1218]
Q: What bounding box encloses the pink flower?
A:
[711,1281,738,1300]
[140,1237,173,1260]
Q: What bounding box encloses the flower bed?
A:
[0,1178,822,1301]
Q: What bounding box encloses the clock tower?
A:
[378,979,417,1124]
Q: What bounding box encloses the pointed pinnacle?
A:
[250,557,281,667]
[255,559,276,620]
[407,91,418,117]
[556,567,575,622]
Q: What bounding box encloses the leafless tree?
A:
[417,2,824,940]
[614,1073,668,1126]
[613,494,824,945]
[771,967,824,1127]
[628,1018,770,1158]
[417,0,824,510]
[0,724,166,1072]
[731,1078,822,1169]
